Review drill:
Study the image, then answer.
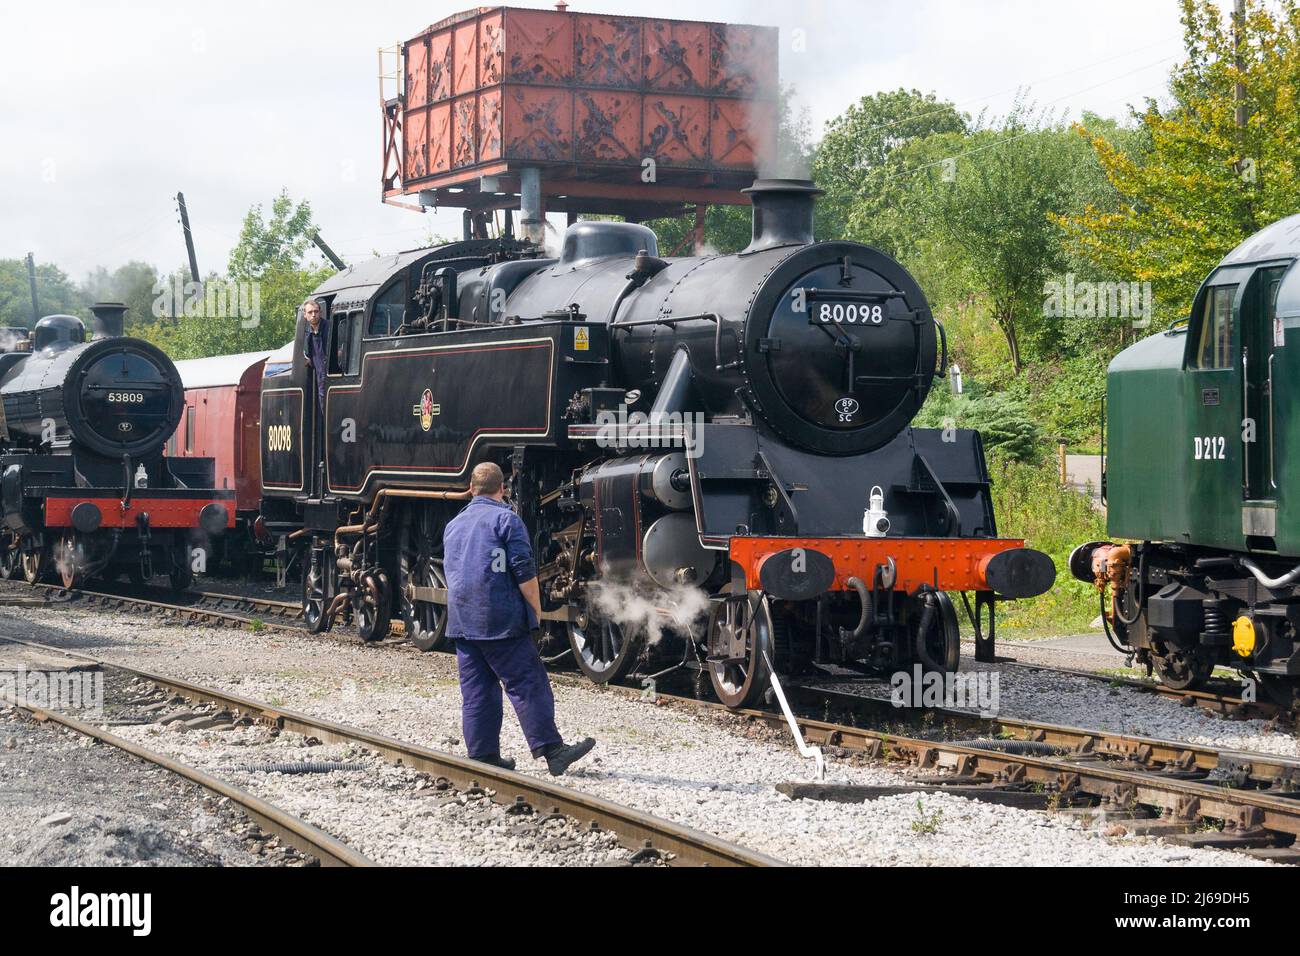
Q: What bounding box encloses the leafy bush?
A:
[915,385,1044,463]
[987,453,1107,636]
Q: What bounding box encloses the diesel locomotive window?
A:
[368,281,406,337]
[1192,285,1237,369]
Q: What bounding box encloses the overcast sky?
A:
[1,0,1210,280]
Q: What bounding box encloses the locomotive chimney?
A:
[742,179,824,253]
[90,301,128,339]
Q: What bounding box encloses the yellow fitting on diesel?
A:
[1232,615,1257,658]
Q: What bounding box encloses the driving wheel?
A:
[706,587,774,709]
[567,598,642,684]
[399,508,448,652]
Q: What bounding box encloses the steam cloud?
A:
[588,579,711,645]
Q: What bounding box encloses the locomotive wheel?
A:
[399,512,448,653]
[0,544,18,580]
[1152,646,1213,691]
[1259,676,1300,710]
[356,570,392,643]
[57,534,86,590]
[21,544,46,584]
[567,602,642,684]
[706,588,774,710]
[302,542,333,633]
[912,591,961,674]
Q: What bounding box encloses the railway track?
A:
[0,682,373,866]
[0,634,780,867]
[21,580,1277,719]
[7,577,1300,860]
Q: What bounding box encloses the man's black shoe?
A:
[470,754,516,770]
[543,737,596,776]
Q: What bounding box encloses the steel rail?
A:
[788,684,1300,789]
[0,636,781,867]
[0,692,374,867]
[632,686,1300,842]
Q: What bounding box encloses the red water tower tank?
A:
[379,5,779,240]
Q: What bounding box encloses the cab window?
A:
[1192,286,1236,369]
[368,281,406,337]
[329,311,363,376]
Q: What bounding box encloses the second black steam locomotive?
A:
[0,305,234,589]
[261,179,1054,708]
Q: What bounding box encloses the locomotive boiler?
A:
[1071,214,1300,707]
[261,180,1055,707]
[0,305,235,589]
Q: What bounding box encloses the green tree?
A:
[136,190,331,360]
[897,108,1092,373]
[1062,0,1300,315]
[79,261,161,333]
[813,88,968,244]
[0,259,85,328]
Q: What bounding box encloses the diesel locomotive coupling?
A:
[262,178,1056,708]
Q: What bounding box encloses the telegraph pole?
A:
[24,253,39,324]
[176,191,200,283]
[310,231,346,271]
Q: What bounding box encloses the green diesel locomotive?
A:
[1071,215,1300,705]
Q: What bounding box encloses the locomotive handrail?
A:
[609,312,728,371]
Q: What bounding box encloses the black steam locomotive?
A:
[0,305,234,589]
[261,180,1054,707]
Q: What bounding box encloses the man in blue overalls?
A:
[443,461,595,775]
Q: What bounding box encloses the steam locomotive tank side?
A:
[0,306,235,589]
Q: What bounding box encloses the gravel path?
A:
[0,595,1274,867]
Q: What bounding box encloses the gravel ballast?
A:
[0,592,1283,866]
